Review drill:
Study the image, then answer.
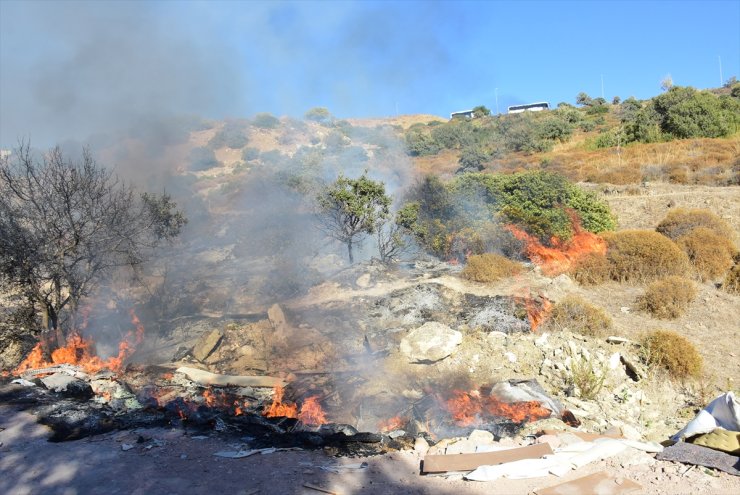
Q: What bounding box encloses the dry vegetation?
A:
[546,295,612,337]
[642,329,703,379]
[461,253,523,282]
[677,227,736,281]
[637,276,697,319]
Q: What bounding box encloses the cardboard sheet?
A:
[422,443,553,473]
[535,471,642,495]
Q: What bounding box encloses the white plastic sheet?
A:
[671,392,740,442]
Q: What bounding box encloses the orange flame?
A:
[378,415,407,433]
[263,385,298,419]
[506,212,606,277]
[13,309,145,375]
[514,289,553,332]
[298,396,327,426]
[444,389,552,426]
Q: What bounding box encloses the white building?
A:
[507,102,550,114]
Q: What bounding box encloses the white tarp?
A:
[671,392,740,442]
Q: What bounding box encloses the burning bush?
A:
[641,329,702,379]
[637,276,697,319]
[676,227,736,281]
[546,295,612,337]
[570,252,611,285]
[656,208,735,241]
[601,230,689,282]
[461,253,523,282]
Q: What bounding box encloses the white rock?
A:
[400,322,462,363]
[356,273,372,288]
[504,352,517,363]
[620,306,631,314]
[608,352,621,370]
[414,436,430,455]
[468,429,494,444]
[535,333,550,347]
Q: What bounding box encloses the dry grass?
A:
[547,295,612,337]
[656,208,735,241]
[637,276,697,319]
[723,255,740,294]
[461,253,523,282]
[642,329,703,379]
[602,230,689,283]
[677,227,736,281]
[570,252,611,285]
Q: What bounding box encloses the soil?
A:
[3,404,739,495]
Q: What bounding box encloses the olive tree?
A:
[0,144,186,346]
[316,172,390,263]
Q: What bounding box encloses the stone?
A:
[40,373,94,399]
[400,322,462,363]
[504,352,517,363]
[414,436,429,455]
[607,336,632,344]
[620,306,631,314]
[192,328,223,362]
[467,429,495,444]
[608,352,621,370]
[267,304,287,329]
[535,333,550,347]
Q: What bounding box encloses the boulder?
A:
[400,322,462,363]
[192,328,223,362]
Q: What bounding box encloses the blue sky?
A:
[1,0,739,146]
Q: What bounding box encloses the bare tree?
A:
[0,143,186,346]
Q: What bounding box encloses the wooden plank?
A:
[535,471,642,495]
[175,366,286,388]
[422,443,553,473]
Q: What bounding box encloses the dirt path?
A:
[2,404,738,495]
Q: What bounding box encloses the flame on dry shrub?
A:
[506,213,606,277]
[13,308,145,375]
[444,389,552,426]
[515,289,553,332]
[378,416,407,433]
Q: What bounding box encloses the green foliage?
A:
[304,107,333,124]
[402,171,616,258]
[472,105,491,117]
[547,295,612,337]
[642,329,702,379]
[241,147,260,161]
[565,354,607,400]
[576,92,593,106]
[208,121,249,149]
[404,128,441,156]
[457,146,489,172]
[253,112,280,129]
[316,172,391,263]
[461,253,522,282]
[189,147,221,171]
[637,276,697,319]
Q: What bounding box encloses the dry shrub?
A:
[637,276,697,319]
[642,329,702,379]
[656,208,735,241]
[570,252,611,285]
[547,295,612,337]
[602,230,689,283]
[461,253,523,282]
[677,227,736,281]
[723,255,740,294]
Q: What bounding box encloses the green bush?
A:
[208,121,249,149]
[642,329,702,379]
[656,208,735,241]
[241,147,260,161]
[547,295,612,337]
[461,253,522,282]
[253,113,280,129]
[405,129,441,156]
[304,107,333,124]
[188,147,221,171]
[637,276,696,319]
[602,230,689,282]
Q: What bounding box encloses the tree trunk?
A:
[347,241,354,264]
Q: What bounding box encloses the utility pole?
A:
[719,55,724,86]
[495,88,500,115]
